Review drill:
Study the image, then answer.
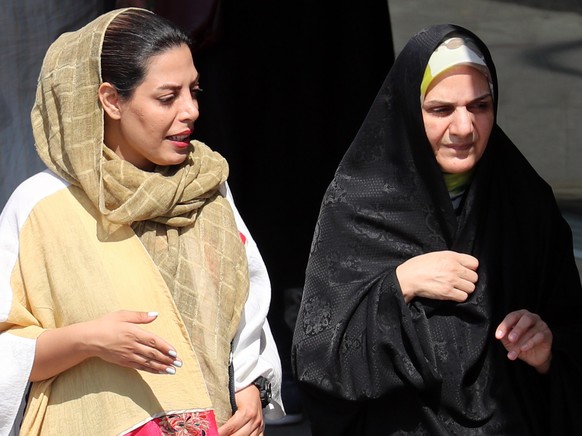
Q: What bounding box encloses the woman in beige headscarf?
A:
[0,7,283,436]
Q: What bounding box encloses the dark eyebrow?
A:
[472,93,493,102]
[156,75,200,92]
[423,92,492,108]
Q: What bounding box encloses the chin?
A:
[438,159,478,174]
[158,154,190,168]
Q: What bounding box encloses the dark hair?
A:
[101,9,192,99]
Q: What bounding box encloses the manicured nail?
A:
[168,350,177,358]
[148,311,159,317]
[173,360,183,368]
[165,367,176,375]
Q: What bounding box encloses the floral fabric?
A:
[128,411,218,436]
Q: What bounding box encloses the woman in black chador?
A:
[292,24,582,435]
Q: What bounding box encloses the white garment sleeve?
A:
[220,183,285,419]
[0,171,67,436]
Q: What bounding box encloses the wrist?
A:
[75,320,100,360]
[395,264,414,303]
[31,322,94,382]
[534,354,552,374]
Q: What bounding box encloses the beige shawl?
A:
[28,7,249,429]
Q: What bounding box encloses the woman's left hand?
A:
[495,309,553,373]
[218,384,264,436]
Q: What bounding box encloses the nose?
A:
[179,94,199,123]
[449,107,474,139]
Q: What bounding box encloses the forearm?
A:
[30,322,94,382]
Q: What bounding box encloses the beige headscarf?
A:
[31,8,249,425]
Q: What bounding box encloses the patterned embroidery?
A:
[127,411,218,436]
[159,412,214,435]
[300,295,332,336]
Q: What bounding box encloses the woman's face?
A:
[421,65,494,173]
[102,44,200,171]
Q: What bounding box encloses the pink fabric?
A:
[127,411,219,436]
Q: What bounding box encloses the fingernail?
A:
[508,351,518,360]
[173,360,183,368]
[165,367,176,375]
[495,329,503,338]
[168,350,177,358]
[148,311,159,317]
[508,333,517,342]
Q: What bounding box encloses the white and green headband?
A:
[420,35,493,104]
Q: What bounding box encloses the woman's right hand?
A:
[395,250,479,303]
[31,310,181,382]
[86,310,181,375]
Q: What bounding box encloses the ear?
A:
[98,82,122,120]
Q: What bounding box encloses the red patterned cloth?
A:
[128,411,218,436]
